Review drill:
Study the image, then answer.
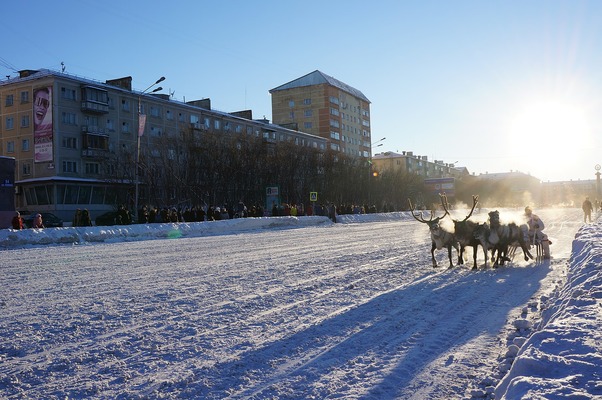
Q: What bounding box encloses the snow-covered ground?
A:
[0,208,600,399]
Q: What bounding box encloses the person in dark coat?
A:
[11,212,23,230]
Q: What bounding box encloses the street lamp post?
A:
[135,76,165,222]
[370,137,386,156]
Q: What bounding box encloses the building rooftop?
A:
[269,70,370,103]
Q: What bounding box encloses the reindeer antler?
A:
[441,193,478,222]
[439,193,451,217]
[408,198,439,224]
[462,195,479,221]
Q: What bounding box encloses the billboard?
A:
[424,177,455,197]
[33,86,53,163]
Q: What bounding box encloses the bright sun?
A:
[508,100,591,156]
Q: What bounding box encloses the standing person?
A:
[80,209,93,226]
[328,203,337,223]
[32,213,45,229]
[11,211,24,230]
[72,209,82,227]
[582,196,593,223]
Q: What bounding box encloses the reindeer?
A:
[486,210,533,266]
[473,221,509,266]
[441,194,487,270]
[408,198,460,268]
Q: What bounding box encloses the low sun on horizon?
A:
[506,98,593,181]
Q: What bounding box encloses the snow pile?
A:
[0,212,416,249]
[494,220,602,399]
[0,216,334,248]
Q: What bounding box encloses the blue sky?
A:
[4,0,602,182]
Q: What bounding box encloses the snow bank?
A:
[0,212,415,249]
[0,216,336,248]
[495,220,602,399]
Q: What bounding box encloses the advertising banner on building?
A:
[424,177,455,197]
[33,86,53,163]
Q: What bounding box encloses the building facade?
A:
[0,69,326,221]
[371,151,466,179]
[270,70,372,158]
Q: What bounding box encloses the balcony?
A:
[81,125,106,134]
[81,101,109,114]
[81,148,109,158]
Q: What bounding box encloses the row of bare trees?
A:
[104,130,431,212]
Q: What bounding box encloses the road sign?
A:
[310,192,318,202]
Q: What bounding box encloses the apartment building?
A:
[371,151,466,179]
[0,69,326,221]
[270,70,372,158]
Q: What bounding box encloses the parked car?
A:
[23,212,64,228]
[95,211,120,226]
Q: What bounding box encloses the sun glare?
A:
[506,99,592,180]
[509,100,591,154]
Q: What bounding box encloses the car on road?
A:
[22,212,64,228]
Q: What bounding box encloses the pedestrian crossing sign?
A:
[310,192,318,202]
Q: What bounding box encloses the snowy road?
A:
[0,208,584,399]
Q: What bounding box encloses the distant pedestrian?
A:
[328,203,337,223]
[80,209,93,226]
[73,209,82,227]
[11,211,23,230]
[582,197,593,223]
[32,213,44,229]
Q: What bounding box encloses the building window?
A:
[150,106,161,118]
[190,114,200,128]
[22,139,30,151]
[329,96,339,105]
[7,141,15,153]
[61,112,77,125]
[85,162,100,175]
[304,122,312,129]
[330,108,339,116]
[235,124,242,133]
[304,109,313,117]
[5,94,14,106]
[289,111,295,119]
[330,131,340,140]
[81,87,108,103]
[22,163,31,175]
[21,115,30,128]
[62,137,77,149]
[121,99,130,112]
[178,112,185,122]
[303,98,311,105]
[20,91,29,103]
[5,117,14,130]
[224,121,230,132]
[329,119,340,128]
[121,121,130,133]
[83,134,108,150]
[61,87,76,100]
[62,161,78,173]
[106,119,114,131]
[166,110,174,120]
[214,120,221,130]
[150,126,162,137]
[288,100,295,107]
